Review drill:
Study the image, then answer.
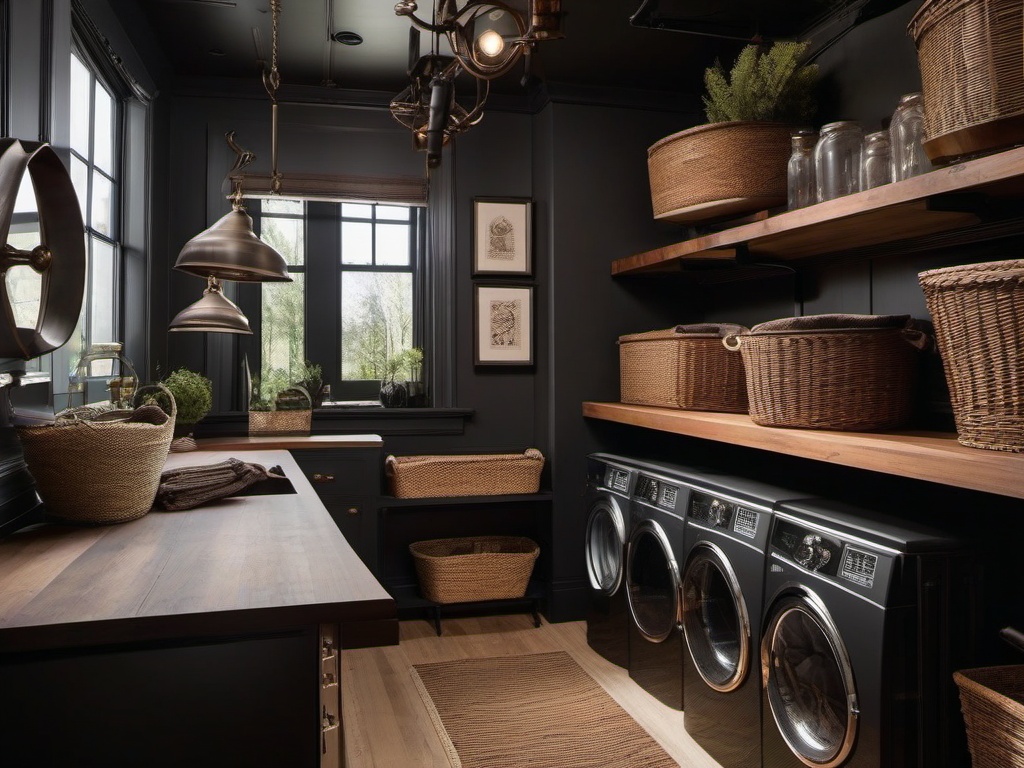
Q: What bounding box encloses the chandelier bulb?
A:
[476,29,505,58]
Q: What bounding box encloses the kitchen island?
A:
[0,448,395,768]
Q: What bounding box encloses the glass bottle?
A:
[889,92,932,181]
[861,131,892,190]
[787,130,818,210]
[814,121,863,202]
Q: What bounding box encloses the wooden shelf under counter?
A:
[583,401,1024,500]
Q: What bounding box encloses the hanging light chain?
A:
[265,0,282,194]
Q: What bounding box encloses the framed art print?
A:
[474,284,534,366]
[473,198,533,276]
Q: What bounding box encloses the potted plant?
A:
[379,355,408,408]
[159,367,213,439]
[293,360,327,408]
[647,41,818,223]
[248,369,313,435]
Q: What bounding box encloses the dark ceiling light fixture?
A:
[392,1,562,169]
[169,0,292,334]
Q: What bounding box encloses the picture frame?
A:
[472,197,533,276]
[474,284,534,366]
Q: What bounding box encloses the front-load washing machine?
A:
[626,463,695,710]
[680,475,804,768]
[762,498,976,768]
[585,453,641,668]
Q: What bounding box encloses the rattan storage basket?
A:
[909,0,1024,164]
[17,386,176,525]
[724,315,930,431]
[248,386,312,436]
[919,259,1024,451]
[647,121,792,223]
[386,449,544,498]
[953,666,1024,767]
[410,536,540,604]
[618,324,749,412]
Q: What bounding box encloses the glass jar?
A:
[861,131,892,190]
[787,130,818,210]
[815,121,863,202]
[889,92,932,181]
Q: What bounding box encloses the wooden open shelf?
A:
[583,401,1024,500]
[613,144,1024,275]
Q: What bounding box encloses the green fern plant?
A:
[703,42,818,124]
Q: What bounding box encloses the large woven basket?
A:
[17,386,176,525]
[724,315,930,431]
[386,449,544,498]
[647,121,792,223]
[410,536,540,604]
[618,324,748,412]
[919,259,1024,451]
[953,666,1024,767]
[909,0,1024,164]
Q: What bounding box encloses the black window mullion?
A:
[305,200,339,396]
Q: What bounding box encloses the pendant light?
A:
[168,275,252,335]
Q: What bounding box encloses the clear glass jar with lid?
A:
[787,130,818,210]
[861,131,892,190]
[889,92,931,181]
[815,121,863,202]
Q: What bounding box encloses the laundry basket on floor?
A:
[410,536,540,604]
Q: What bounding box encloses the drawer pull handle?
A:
[321,636,336,661]
[322,707,339,731]
[347,507,359,515]
[312,472,335,483]
[322,671,337,687]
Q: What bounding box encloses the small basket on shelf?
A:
[410,536,540,604]
[248,385,312,436]
[385,449,544,498]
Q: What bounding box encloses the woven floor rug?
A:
[411,650,679,768]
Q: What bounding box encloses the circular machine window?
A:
[763,598,858,768]
[586,501,624,594]
[681,546,750,692]
[627,523,680,642]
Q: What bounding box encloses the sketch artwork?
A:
[487,216,515,261]
[489,299,522,349]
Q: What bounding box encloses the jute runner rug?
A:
[411,650,679,768]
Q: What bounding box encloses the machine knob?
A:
[709,499,730,527]
[794,534,831,571]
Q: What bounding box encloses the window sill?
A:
[196,408,474,438]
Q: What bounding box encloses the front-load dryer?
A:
[626,463,696,710]
[762,499,976,768]
[680,475,804,768]
[584,453,640,668]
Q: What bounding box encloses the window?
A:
[252,199,422,404]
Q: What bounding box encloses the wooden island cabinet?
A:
[0,449,395,768]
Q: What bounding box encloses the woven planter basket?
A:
[249,385,312,436]
[919,259,1024,451]
[410,536,540,604]
[618,324,748,412]
[386,449,544,498]
[909,0,1024,164]
[647,121,792,223]
[954,666,1024,767]
[724,315,930,431]
[17,386,176,525]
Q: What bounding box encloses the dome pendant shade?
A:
[169,278,253,334]
[175,207,292,283]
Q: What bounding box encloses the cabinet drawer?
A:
[293,449,381,497]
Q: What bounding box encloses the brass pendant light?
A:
[168,275,252,335]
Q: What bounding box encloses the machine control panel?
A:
[773,520,842,577]
[633,475,681,511]
[689,491,760,538]
[606,467,630,493]
[840,547,878,588]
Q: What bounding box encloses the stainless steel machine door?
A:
[586,495,626,595]
[681,542,751,693]
[762,591,859,768]
[626,519,681,643]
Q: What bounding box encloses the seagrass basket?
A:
[647,121,792,223]
[410,536,540,604]
[248,385,312,436]
[385,449,544,498]
[618,324,748,412]
[909,0,1024,164]
[724,315,930,431]
[17,386,176,525]
[919,259,1024,451]
[953,666,1024,767]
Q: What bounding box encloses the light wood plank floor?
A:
[341,615,722,768]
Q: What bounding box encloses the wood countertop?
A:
[195,434,383,450]
[0,449,394,654]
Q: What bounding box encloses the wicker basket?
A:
[410,536,540,604]
[953,666,1024,767]
[618,324,748,412]
[249,385,312,436]
[647,121,792,223]
[17,386,176,525]
[724,314,930,431]
[386,449,544,498]
[919,259,1024,451]
[909,0,1024,164]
